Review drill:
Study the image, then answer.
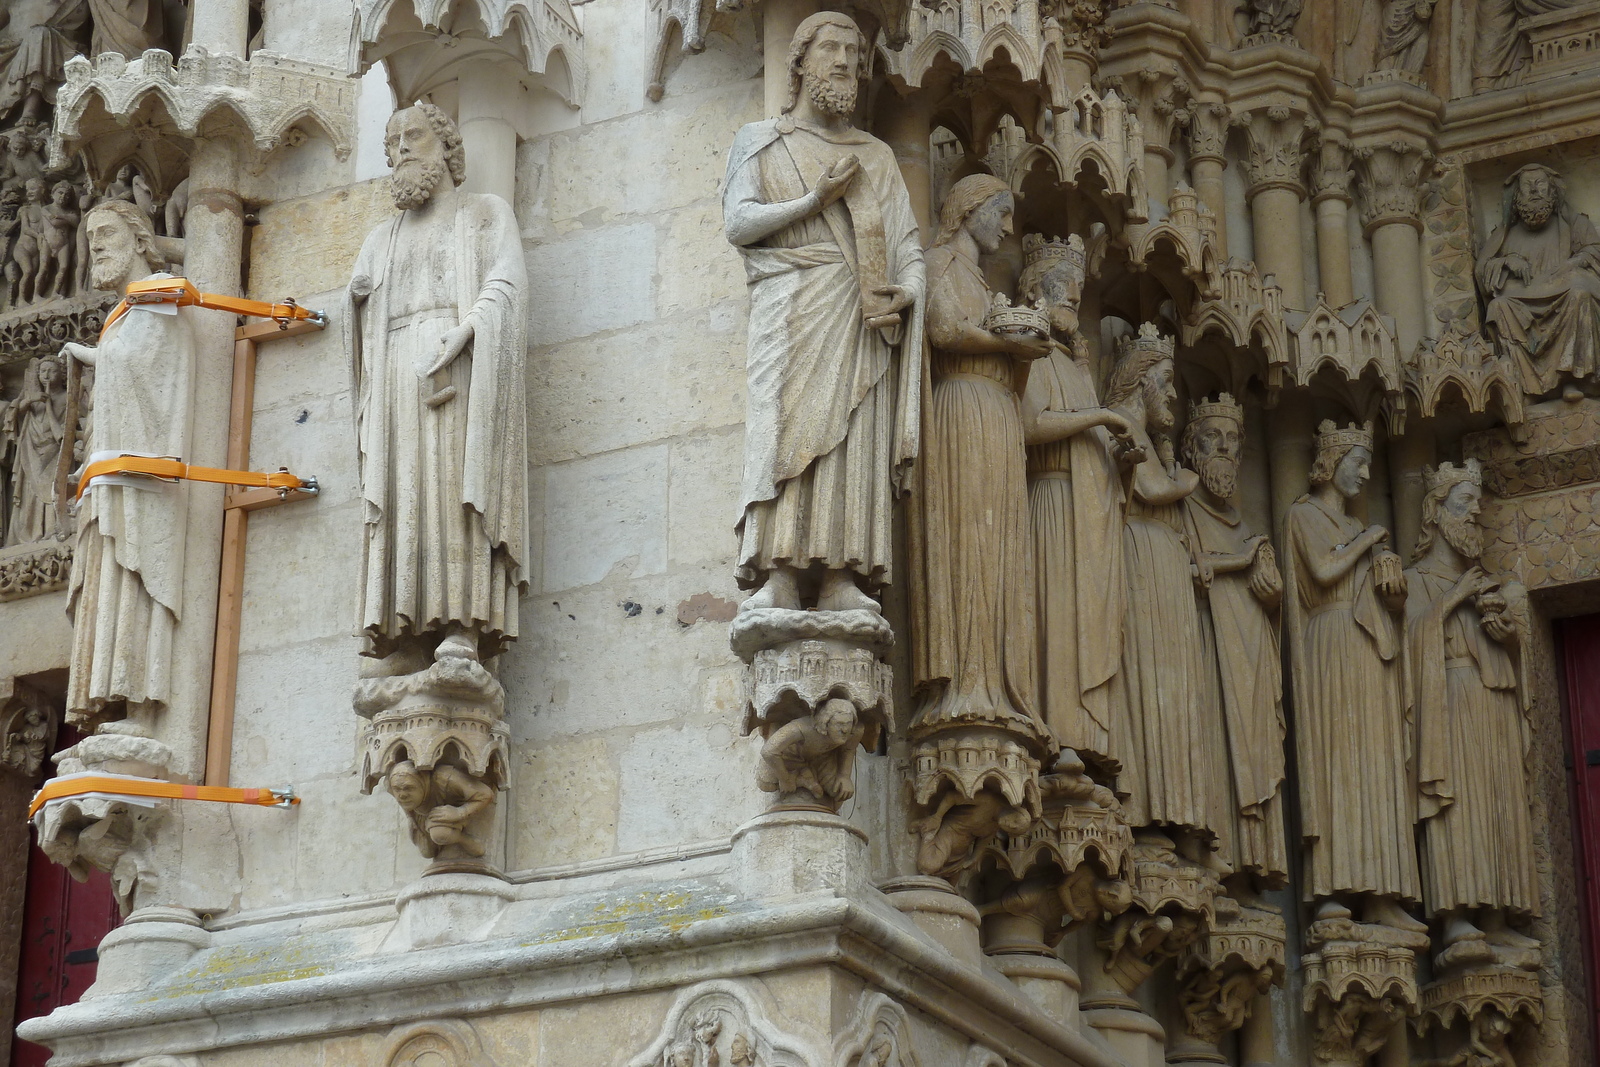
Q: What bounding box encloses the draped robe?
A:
[1478,206,1600,395]
[723,119,924,589]
[1407,560,1539,915]
[1025,347,1123,770]
[1286,495,1420,901]
[67,296,192,724]
[347,191,529,658]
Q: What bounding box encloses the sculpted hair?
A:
[1103,346,1167,410]
[1501,162,1567,228]
[85,199,165,272]
[784,12,868,114]
[935,173,1010,246]
[389,102,467,187]
[1412,484,1450,561]
[1308,442,1355,486]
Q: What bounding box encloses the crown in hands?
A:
[1023,232,1086,271]
[1189,391,1243,424]
[1314,419,1373,454]
[983,291,1051,335]
[1423,459,1482,494]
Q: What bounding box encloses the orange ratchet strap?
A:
[29,775,299,819]
[100,276,325,339]
[76,455,316,501]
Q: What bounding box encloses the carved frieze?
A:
[1421,162,1479,333]
[0,541,71,601]
[1,679,55,779]
[1465,397,1600,591]
[627,979,820,1067]
[1177,898,1287,1052]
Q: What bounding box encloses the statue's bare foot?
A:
[1314,898,1352,921]
[741,568,800,612]
[434,631,480,663]
[1563,383,1584,402]
[816,571,879,613]
[1442,914,1487,946]
[1364,895,1427,933]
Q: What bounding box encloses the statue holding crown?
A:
[1181,392,1288,890]
[1405,460,1540,960]
[1286,421,1422,929]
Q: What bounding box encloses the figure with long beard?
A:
[1104,326,1231,873]
[1477,162,1600,397]
[347,102,528,671]
[1406,460,1541,961]
[1181,395,1288,891]
[722,11,923,614]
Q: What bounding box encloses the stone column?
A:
[1052,1,1110,96]
[189,0,250,52]
[880,90,932,241]
[1266,392,1314,542]
[458,62,518,207]
[1358,143,1431,355]
[1117,70,1190,220]
[763,0,821,119]
[1187,101,1230,255]
[1239,996,1275,1066]
[1310,139,1354,308]
[1241,106,1310,308]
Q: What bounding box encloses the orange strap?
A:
[100,277,323,339]
[29,775,298,819]
[76,455,314,501]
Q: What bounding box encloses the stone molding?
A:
[0,292,117,364]
[0,540,72,603]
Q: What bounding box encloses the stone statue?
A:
[1103,325,1230,873]
[40,178,78,300]
[1477,163,1600,398]
[1406,460,1541,959]
[347,102,528,670]
[8,176,45,305]
[1180,394,1288,891]
[87,0,166,60]
[908,173,1052,870]
[60,199,192,729]
[1017,233,1136,778]
[386,759,496,860]
[1285,420,1423,930]
[3,355,67,545]
[1474,0,1590,91]
[0,0,89,124]
[755,696,864,809]
[1374,0,1433,74]
[723,10,923,615]
[1245,0,1302,37]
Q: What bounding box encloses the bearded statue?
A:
[1477,162,1600,398]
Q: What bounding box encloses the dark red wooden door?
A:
[9,724,120,1067]
[1562,613,1600,1052]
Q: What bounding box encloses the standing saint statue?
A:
[347,102,528,670]
[1015,233,1134,778]
[723,10,923,614]
[1180,394,1288,890]
[3,354,67,545]
[1103,326,1231,872]
[1477,163,1600,398]
[59,199,191,729]
[1406,460,1540,957]
[1286,421,1423,930]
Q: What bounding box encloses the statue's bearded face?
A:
[386,109,450,211]
[1143,359,1177,431]
[1037,257,1083,334]
[1439,481,1484,560]
[1188,416,1242,499]
[86,212,139,291]
[1332,445,1371,500]
[1515,170,1556,230]
[801,24,860,117]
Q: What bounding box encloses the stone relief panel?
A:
[833,994,921,1067]
[627,980,821,1067]
[1,677,55,779]
[381,1020,499,1067]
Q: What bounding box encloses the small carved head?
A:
[1506,163,1562,231]
[84,199,164,293]
[387,760,431,812]
[35,354,64,390]
[1309,420,1373,498]
[815,698,860,746]
[785,12,867,116]
[1181,393,1244,499]
[936,173,1011,250]
[1017,233,1087,334]
[50,180,73,206]
[23,177,45,203]
[385,103,465,210]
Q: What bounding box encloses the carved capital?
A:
[1105,70,1191,159]
[1239,106,1313,197]
[1355,141,1434,233]
[1301,916,1428,1066]
[1048,0,1112,52]
[1311,139,1354,204]
[1186,101,1230,164]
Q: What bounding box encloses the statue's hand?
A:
[425,324,473,378]
[1482,612,1516,643]
[349,273,373,302]
[814,154,860,209]
[865,284,913,330]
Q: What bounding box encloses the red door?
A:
[9,724,120,1067]
[1562,613,1600,1051]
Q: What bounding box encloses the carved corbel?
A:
[1415,965,1542,1067]
[1173,896,1287,1058]
[731,611,892,814]
[1301,915,1429,1067]
[1238,106,1314,199]
[1186,101,1230,166]
[1104,70,1191,164]
[1095,831,1220,997]
[1355,141,1434,236]
[1311,139,1354,206]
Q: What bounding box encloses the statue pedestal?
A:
[730,808,869,899]
[86,907,209,998]
[1079,1005,1165,1067]
[1302,916,1428,1067]
[878,875,983,969]
[394,872,516,949]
